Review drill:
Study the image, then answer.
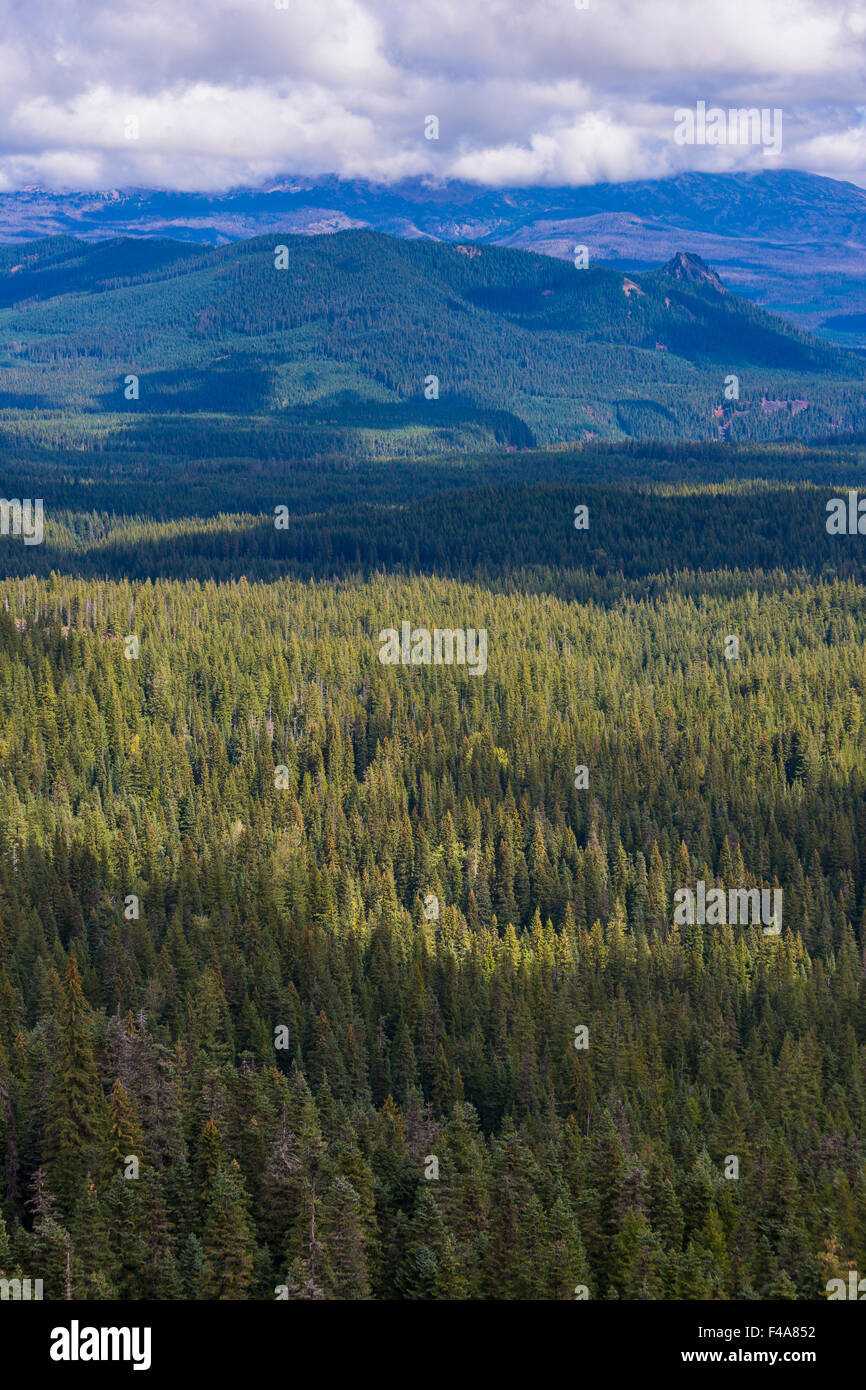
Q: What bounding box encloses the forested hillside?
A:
[1,445,866,1299]
[4,170,866,348]
[0,231,864,446]
[9,0,866,1333]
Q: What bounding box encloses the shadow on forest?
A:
[0,480,858,602]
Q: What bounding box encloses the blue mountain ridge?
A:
[0,170,863,343]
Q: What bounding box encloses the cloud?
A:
[1,0,866,190]
[450,117,659,187]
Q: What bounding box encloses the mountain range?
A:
[0,230,863,450]
[0,171,864,345]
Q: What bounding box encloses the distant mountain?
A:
[661,252,727,295]
[1,171,866,344]
[0,229,862,448]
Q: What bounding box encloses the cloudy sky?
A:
[1,0,866,191]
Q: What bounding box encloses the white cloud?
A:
[451,116,656,187]
[1,0,866,189]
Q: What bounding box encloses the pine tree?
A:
[201,1162,256,1299]
[47,958,103,1211]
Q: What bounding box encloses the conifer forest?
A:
[2,5,866,1341]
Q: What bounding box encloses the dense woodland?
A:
[0,431,865,1298]
[1,231,866,446]
[0,228,865,1300]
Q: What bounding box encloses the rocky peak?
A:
[661,250,727,293]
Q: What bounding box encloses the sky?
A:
[1,0,866,191]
